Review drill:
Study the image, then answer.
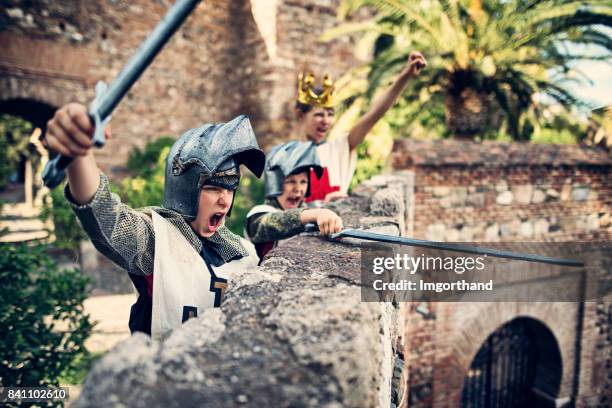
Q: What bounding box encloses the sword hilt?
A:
[42,81,110,188]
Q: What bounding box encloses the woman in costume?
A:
[295,51,427,203]
[44,103,264,340]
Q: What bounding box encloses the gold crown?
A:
[297,72,335,108]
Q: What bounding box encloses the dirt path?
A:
[83,293,137,352]
[65,293,137,406]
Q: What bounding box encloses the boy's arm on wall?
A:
[247,209,306,243]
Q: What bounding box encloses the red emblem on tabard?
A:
[305,167,339,202]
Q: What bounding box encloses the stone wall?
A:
[391,138,611,407]
[75,175,412,408]
[0,0,359,175]
[392,139,612,242]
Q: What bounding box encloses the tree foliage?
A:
[325,0,612,140]
[40,186,87,252]
[0,114,36,190]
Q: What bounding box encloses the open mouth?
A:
[208,212,225,232]
[285,197,302,208]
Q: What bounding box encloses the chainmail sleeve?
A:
[64,172,155,276]
[247,208,305,244]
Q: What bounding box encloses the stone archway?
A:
[461,317,563,408]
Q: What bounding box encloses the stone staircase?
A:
[0,201,51,243]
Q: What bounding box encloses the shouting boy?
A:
[44,103,264,340]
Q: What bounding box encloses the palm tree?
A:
[323,0,612,140]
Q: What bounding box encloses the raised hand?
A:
[44,103,111,157]
[403,51,427,78]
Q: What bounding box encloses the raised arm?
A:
[347,51,427,151]
[44,103,111,203]
[44,104,156,276]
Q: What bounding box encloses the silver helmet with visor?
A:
[264,141,323,198]
[163,115,265,219]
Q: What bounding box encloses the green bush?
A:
[126,136,175,177]
[0,243,93,389]
[39,186,87,252]
[113,145,168,209]
[0,114,35,190]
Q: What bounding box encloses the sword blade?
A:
[94,0,201,120]
[330,229,584,267]
[42,0,201,188]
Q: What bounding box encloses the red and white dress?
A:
[306,134,357,202]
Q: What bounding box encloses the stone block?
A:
[495,181,508,192]
[432,186,450,197]
[458,226,474,241]
[545,188,560,200]
[533,218,550,236]
[587,214,599,231]
[571,186,590,202]
[484,223,500,242]
[520,221,533,238]
[371,187,403,217]
[532,189,546,204]
[600,213,610,228]
[513,185,533,204]
[500,219,521,237]
[426,223,446,241]
[496,191,513,205]
[466,193,485,207]
[446,228,459,242]
[560,184,572,201]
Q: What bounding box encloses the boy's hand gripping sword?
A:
[304,225,583,267]
[42,0,201,188]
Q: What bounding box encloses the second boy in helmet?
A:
[245,141,343,261]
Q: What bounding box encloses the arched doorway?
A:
[461,317,563,408]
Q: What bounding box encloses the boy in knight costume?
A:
[43,103,264,340]
[295,51,427,203]
[245,141,343,261]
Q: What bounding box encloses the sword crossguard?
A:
[89,81,111,148]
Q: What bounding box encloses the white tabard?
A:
[150,210,258,341]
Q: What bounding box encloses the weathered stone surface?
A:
[513,185,533,204]
[466,193,485,207]
[572,186,590,201]
[426,223,446,241]
[485,223,500,241]
[532,189,546,204]
[520,221,533,238]
[432,186,450,197]
[533,218,550,236]
[496,191,513,205]
[371,187,403,217]
[546,188,560,200]
[600,213,610,228]
[500,219,521,237]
